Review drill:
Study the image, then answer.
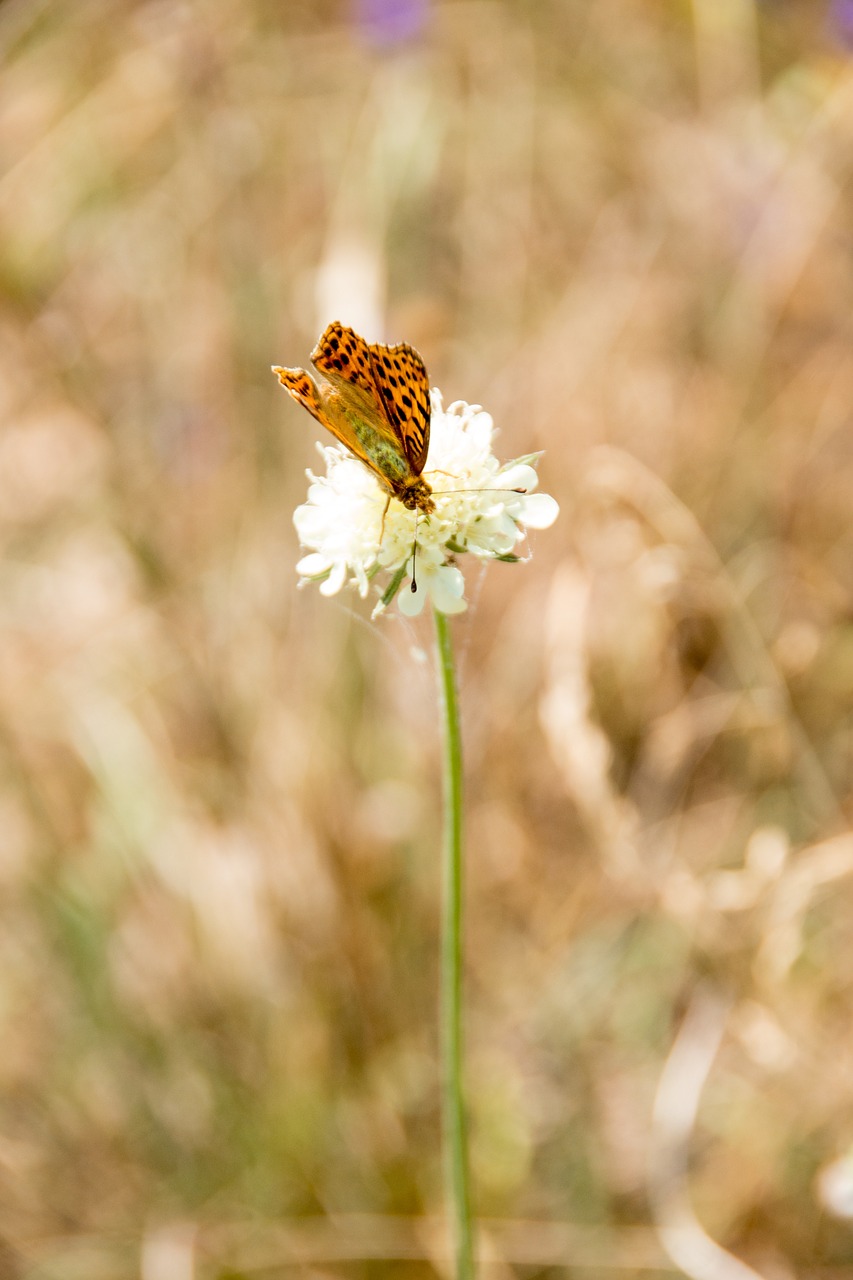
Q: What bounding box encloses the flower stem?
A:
[433,607,475,1279]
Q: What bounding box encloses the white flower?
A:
[293,391,559,616]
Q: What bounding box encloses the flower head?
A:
[294,392,559,617]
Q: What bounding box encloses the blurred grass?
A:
[1,0,853,1276]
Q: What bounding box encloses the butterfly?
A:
[273,321,435,516]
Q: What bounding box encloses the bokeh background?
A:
[2,1,853,1276]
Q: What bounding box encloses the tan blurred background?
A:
[2,1,853,1276]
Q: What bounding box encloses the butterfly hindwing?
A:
[367,341,431,476]
[272,364,374,469]
[272,366,325,422]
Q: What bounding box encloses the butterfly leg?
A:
[378,495,391,548]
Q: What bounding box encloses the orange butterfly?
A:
[273,321,435,515]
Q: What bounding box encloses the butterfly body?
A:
[273,321,435,516]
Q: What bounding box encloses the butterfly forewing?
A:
[367,342,431,476]
[311,322,386,412]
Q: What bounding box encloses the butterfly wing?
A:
[311,321,384,403]
[367,341,431,476]
[272,364,375,470]
[312,322,431,476]
[272,366,325,422]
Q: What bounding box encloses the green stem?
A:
[433,607,475,1279]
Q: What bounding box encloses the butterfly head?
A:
[398,476,435,515]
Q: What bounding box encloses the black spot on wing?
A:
[272,365,325,423]
[311,321,376,398]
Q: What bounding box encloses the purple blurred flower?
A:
[354,0,428,47]
[829,0,853,48]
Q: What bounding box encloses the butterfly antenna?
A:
[427,473,528,497]
[411,509,419,593]
[443,486,528,495]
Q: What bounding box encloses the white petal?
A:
[489,529,519,555]
[428,565,467,614]
[466,411,495,452]
[398,581,428,616]
[434,592,467,615]
[499,463,538,492]
[354,561,371,597]
[320,562,348,596]
[294,505,331,544]
[296,552,332,577]
[517,493,559,529]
